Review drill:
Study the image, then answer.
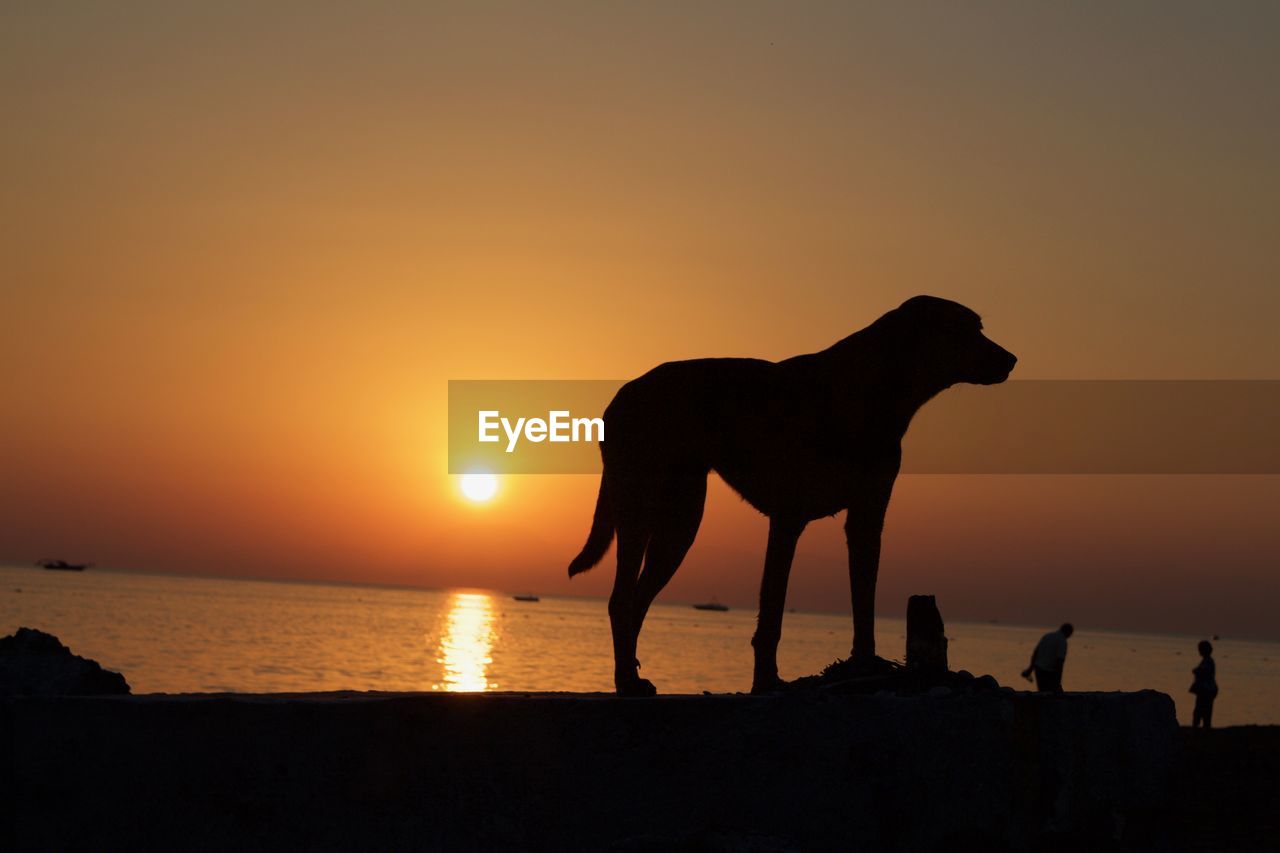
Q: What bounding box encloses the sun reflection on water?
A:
[438,592,496,691]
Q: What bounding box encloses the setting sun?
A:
[459,471,499,503]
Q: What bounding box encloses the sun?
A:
[459,470,499,503]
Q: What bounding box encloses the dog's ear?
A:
[896,295,977,322]
[897,295,944,313]
[869,296,939,339]
[872,296,944,336]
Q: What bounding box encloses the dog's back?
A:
[601,354,868,518]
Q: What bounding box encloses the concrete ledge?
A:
[1,690,1178,851]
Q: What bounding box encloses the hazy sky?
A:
[3,3,1277,639]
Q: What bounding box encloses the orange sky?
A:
[3,3,1277,639]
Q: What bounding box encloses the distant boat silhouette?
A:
[37,559,91,572]
[692,599,729,612]
[513,594,540,602]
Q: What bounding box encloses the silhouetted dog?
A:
[568,296,1016,695]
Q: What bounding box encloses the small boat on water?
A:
[37,559,91,572]
[692,599,729,612]
[513,594,540,602]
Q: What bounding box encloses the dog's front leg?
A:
[751,516,806,693]
[845,472,895,662]
[845,519,882,661]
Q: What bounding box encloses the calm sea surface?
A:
[3,564,1277,726]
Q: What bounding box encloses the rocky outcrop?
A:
[0,627,130,696]
[1,689,1178,851]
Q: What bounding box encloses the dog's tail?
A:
[568,477,614,577]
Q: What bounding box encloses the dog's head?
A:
[885,295,1017,387]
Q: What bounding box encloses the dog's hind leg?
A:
[750,516,806,694]
[608,510,653,696]
[632,473,707,643]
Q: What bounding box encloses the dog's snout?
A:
[987,338,1016,370]
[977,339,1017,384]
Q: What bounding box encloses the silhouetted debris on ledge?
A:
[791,595,1000,696]
[0,627,130,697]
[791,657,1005,696]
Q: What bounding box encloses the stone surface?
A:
[0,689,1179,851]
[0,627,130,697]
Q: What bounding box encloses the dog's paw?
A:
[750,676,790,695]
[616,677,657,697]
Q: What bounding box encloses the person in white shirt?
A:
[1021,623,1073,692]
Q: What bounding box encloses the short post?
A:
[906,595,948,673]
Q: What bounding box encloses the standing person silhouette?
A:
[1021,623,1073,692]
[1190,640,1218,729]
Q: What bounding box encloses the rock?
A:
[973,674,1000,693]
[0,627,130,696]
[906,594,948,673]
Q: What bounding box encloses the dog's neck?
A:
[872,370,950,440]
[813,326,955,440]
[892,375,951,435]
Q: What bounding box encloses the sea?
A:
[3,564,1276,727]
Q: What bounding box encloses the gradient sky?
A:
[3,3,1277,639]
